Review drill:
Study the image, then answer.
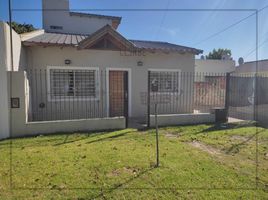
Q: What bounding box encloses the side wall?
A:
[0,21,28,139]
[0,21,27,71]
[9,71,125,138]
[195,59,235,74]
[26,46,195,120]
[0,68,10,139]
[195,59,235,81]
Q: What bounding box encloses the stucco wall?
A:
[0,21,28,139]
[150,113,215,127]
[195,59,235,82]
[26,46,195,120]
[0,68,10,140]
[195,59,235,73]
[9,71,125,138]
[42,0,114,35]
[0,21,27,71]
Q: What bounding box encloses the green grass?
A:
[0,123,267,199]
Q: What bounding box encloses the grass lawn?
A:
[0,123,267,199]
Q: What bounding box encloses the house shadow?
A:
[195,121,258,135]
[53,129,135,146]
[224,133,257,155]
[85,130,134,145]
[90,166,155,199]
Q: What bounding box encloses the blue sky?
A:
[1,0,268,63]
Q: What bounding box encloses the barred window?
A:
[150,71,180,93]
[49,68,98,100]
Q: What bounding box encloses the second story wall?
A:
[42,0,120,35]
[195,59,235,74]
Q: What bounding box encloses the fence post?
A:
[155,103,159,167]
[147,71,151,128]
[124,71,129,128]
[225,73,231,116]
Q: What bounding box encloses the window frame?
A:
[47,66,100,102]
[148,69,181,95]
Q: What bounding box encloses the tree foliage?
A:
[206,48,232,60]
[7,21,36,34]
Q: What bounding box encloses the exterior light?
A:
[65,59,71,65]
[137,61,143,66]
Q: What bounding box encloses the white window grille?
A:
[150,70,180,93]
[48,67,99,101]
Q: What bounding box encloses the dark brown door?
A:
[109,71,128,120]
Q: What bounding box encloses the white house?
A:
[0,0,206,138]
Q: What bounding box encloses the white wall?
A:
[195,59,235,82]
[0,21,27,139]
[0,21,27,71]
[195,59,235,73]
[42,0,114,35]
[0,22,10,139]
[150,113,215,127]
[0,68,10,140]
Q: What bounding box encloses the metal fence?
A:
[228,73,268,126]
[147,71,227,115]
[26,69,268,127]
[26,69,128,122]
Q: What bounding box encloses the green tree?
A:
[206,48,232,60]
[7,21,36,34]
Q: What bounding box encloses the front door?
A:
[109,71,128,125]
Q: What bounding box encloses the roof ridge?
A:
[69,11,121,21]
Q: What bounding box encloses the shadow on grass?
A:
[197,121,257,134]
[53,129,135,146]
[224,134,257,155]
[85,130,134,145]
[91,166,155,199]
[2,130,132,148]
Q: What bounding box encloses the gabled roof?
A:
[78,25,135,50]
[22,26,203,54]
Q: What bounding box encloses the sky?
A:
[0,0,268,63]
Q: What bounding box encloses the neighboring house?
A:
[235,59,268,74]
[4,0,202,122]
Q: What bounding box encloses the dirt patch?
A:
[165,133,180,139]
[230,135,250,142]
[107,167,140,177]
[163,130,181,139]
[190,141,221,155]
